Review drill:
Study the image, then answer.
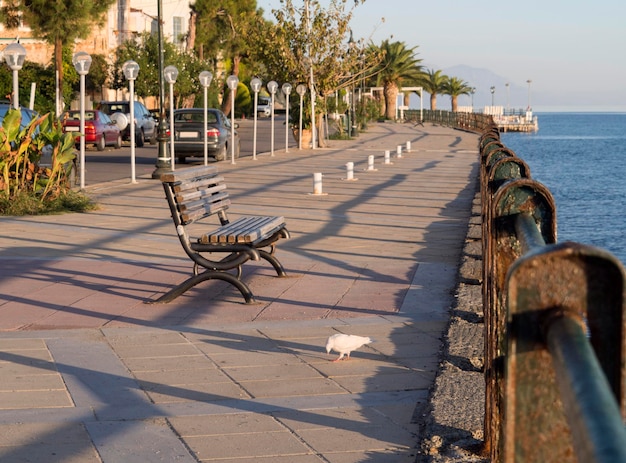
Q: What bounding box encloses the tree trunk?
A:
[451,96,458,112]
[222,55,240,116]
[384,82,398,119]
[430,93,437,111]
[316,112,326,148]
[187,10,197,52]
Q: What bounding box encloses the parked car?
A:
[257,96,271,117]
[62,110,122,151]
[98,100,157,147]
[171,108,240,163]
[0,102,38,130]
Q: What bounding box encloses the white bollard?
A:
[312,172,323,195]
[384,150,391,164]
[396,145,403,158]
[367,155,375,171]
[406,140,411,152]
[346,162,354,180]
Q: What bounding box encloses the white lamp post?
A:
[164,65,178,170]
[296,84,306,149]
[72,51,92,190]
[250,77,262,160]
[267,80,278,156]
[505,82,510,114]
[281,83,292,153]
[199,71,213,166]
[226,75,239,164]
[4,42,26,110]
[122,60,140,183]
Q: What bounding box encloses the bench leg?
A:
[148,270,256,304]
[258,249,287,277]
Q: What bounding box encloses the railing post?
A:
[505,242,626,462]
[485,178,556,460]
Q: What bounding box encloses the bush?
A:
[0,109,95,216]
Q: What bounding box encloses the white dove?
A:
[325,334,372,362]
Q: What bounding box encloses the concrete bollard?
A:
[346,162,355,180]
[313,172,323,194]
[367,155,376,171]
[384,150,391,164]
[406,140,411,152]
[397,145,403,158]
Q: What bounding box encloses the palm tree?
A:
[442,76,473,112]
[419,69,448,110]
[372,40,423,119]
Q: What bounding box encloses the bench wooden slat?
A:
[179,198,231,224]
[176,191,230,212]
[199,216,285,244]
[172,175,226,195]
[160,165,219,183]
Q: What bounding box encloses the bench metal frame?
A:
[151,165,290,304]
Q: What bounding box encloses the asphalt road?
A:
[80,114,297,186]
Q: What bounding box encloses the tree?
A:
[14,0,115,112]
[250,0,369,145]
[442,76,472,112]
[190,0,261,115]
[111,33,206,108]
[420,69,448,111]
[371,40,423,119]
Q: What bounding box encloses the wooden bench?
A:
[151,165,290,304]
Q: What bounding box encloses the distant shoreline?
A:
[533,106,626,113]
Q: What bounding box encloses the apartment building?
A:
[0,0,190,68]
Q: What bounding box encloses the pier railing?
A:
[479,124,626,462]
[406,109,493,133]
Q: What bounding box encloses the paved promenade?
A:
[0,121,480,462]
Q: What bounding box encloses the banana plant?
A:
[0,109,76,203]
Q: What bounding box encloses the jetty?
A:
[494,113,538,132]
[484,106,539,132]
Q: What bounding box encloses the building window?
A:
[173,16,184,46]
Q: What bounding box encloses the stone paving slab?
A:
[0,121,480,462]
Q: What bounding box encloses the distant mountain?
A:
[433,64,532,111]
[409,64,625,112]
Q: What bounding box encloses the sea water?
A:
[500,113,626,265]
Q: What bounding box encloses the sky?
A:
[256,0,626,111]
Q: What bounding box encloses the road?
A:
[80,114,298,186]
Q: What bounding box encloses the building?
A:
[0,0,191,101]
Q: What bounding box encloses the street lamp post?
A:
[296,84,306,150]
[526,79,532,110]
[250,77,262,160]
[4,42,27,110]
[122,60,140,183]
[164,65,178,170]
[505,82,510,114]
[72,51,92,190]
[282,83,292,153]
[470,87,475,111]
[226,75,239,164]
[490,86,495,108]
[199,71,213,166]
[267,80,278,156]
[152,0,170,178]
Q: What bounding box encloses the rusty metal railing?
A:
[480,124,626,463]
[406,109,493,132]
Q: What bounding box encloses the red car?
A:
[62,110,122,151]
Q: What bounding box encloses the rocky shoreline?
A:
[417,187,489,462]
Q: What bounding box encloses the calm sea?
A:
[500,112,626,265]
